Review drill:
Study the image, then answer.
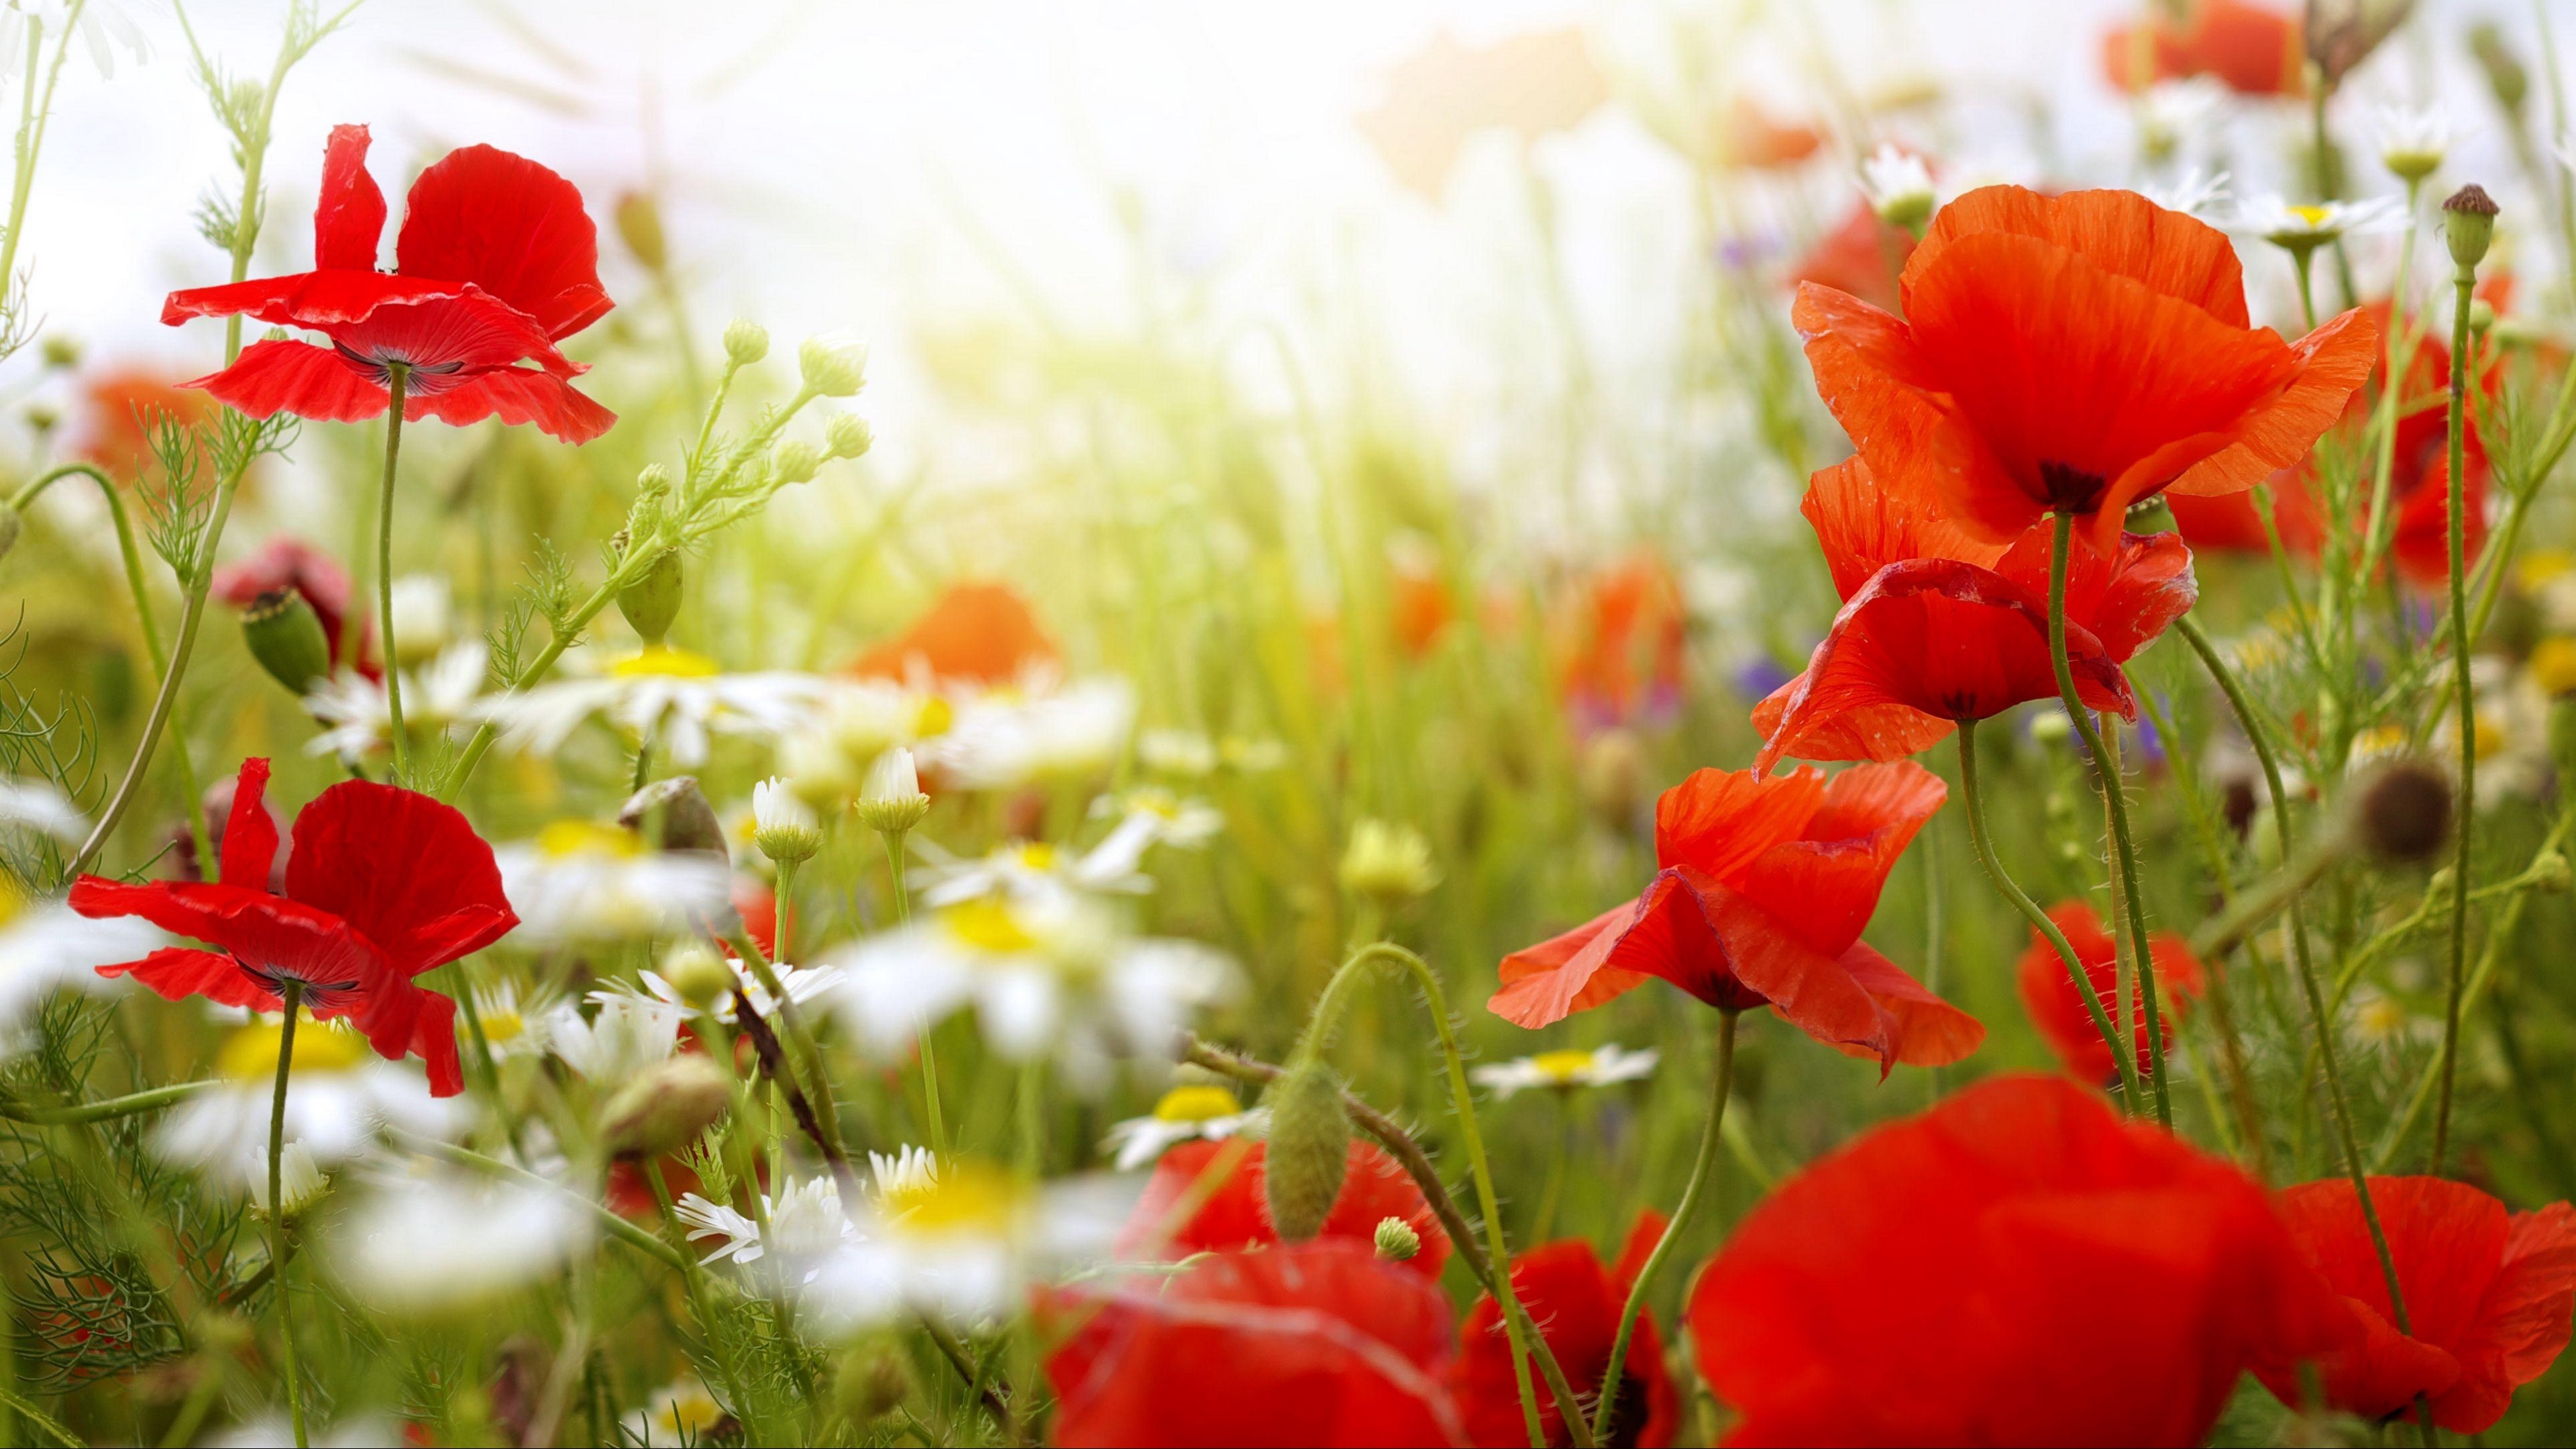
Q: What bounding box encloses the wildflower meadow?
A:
[5,0,2576,1443]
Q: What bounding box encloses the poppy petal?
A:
[1734,760,1945,958]
[1801,455,2008,600]
[1491,897,1659,1028]
[95,947,273,1009]
[1652,765,1825,878]
[285,781,517,979]
[325,287,574,380]
[2266,1177,2508,1427]
[1117,1139,1451,1281]
[218,757,280,892]
[406,366,616,444]
[394,144,612,341]
[2466,1204,2576,1407]
[184,339,390,425]
[1994,526,2199,663]
[313,123,386,272]
[2165,307,2381,500]
[1748,674,1957,770]
[1834,940,1984,1068]
[1455,1239,1676,1448]
[1905,186,2252,329]
[162,270,473,330]
[350,976,466,1097]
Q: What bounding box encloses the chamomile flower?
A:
[1102,1083,1265,1171]
[0,893,161,1053]
[153,1018,467,1196]
[542,994,685,1082]
[824,890,1234,1084]
[2378,103,2450,183]
[2137,76,2226,163]
[800,1157,1119,1330]
[329,1167,594,1311]
[384,574,453,665]
[493,820,733,943]
[777,681,947,804]
[0,1,148,83]
[615,953,844,1023]
[468,980,553,1060]
[1085,788,1224,875]
[0,776,84,842]
[1858,143,1934,230]
[304,641,492,767]
[920,678,1134,791]
[1471,1043,1661,1099]
[623,1379,728,1448]
[1137,727,1219,777]
[672,1173,857,1273]
[2235,193,2409,251]
[2141,166,2233,217]
[470,645,831,767]
[914,837,1152,906]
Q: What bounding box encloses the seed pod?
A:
[599,1055,730,1158]
[616,545,684,645]
[2444,184,2499,271]
[614,191,668,271]
[1262,1059,1350,1242]
[242,586,334,696]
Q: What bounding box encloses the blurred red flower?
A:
[2015,900,2205,1082]
[1689,1073,2352,1446]
[1492,759,1980,1071]
[1795,185,2377,547]
[74,368,214,480]
[211,535,375,678]
[1453,1214,1676,1448]
[2255,1176,2576,1433]
[1555,551,1688,731]
[2102,0,2304,97]
[163,124,614,443]
[68,757,517,1094]
[1789,201,1915,315]
[1118,1138,1452,1280]
[849,580,1058,687]
[1752,457,2196,770]
[1044,1239,1466,1447]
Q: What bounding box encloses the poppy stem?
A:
[1955,718,2141,1104]
[728,923,846,1165]
[377,364,411,779]
[1590,1008,1735,1448]
[2045,511,2173,1126]
[2174,614,2418,1342]
[2432,261,2479,1179]
[267,981,309,1449]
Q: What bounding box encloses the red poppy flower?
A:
[1118,1138,1453,1280]
[211,535,376,678]
[1454,1214,1677,1448]
[2102,0,2304,97]
[1789,201,1915,315]
[1556,551,1689,731]
[75,367,216,480]
[1717,98,1823,170]
[1689,1073,2352,1446]
[2015,900,2205,1082]
[69,758,517,1095]
[1795,185,2377,547]
[1492,760,1980,1071]
[1752,456,2196,770]
[850,581,1058,687]
[2254,1176,2576,1433]
[162,125,614,443]
[1044,1239,1467,1447]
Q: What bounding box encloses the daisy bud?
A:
[2347,759,2452,865]
[800,335,870,398]
[0,500,20,565]
[241,586,334,697]
[856,747,931,836]
[38,333,77,370]
[825,412,873,460]
[661,941,737,1009]
[600,1054,731,1158]
[752,775,823,863]
[616,545,685,646]
[832,1346,912,1425]
[1261,1059,1350,1242]
[22,402,56,435]
[2443,184,2499,271]
[2469,299,2497,337]
[724,319,769,366]
[1338,819,1439,905]
[771,440,824,486]
[1372,1216,1421,1263]
[620,775,733,865]
[1859,143,1935,235]
[2534,849,2573,894]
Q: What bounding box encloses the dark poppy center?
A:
[2037,460,2108,512]
[239,957,366,1014]
[332,341,471,393]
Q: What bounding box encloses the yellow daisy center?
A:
[218,1018,366,1080]
[911,694,955,739]
[1530,1049,1597,1084]
[610,645,721,680]
[940,898,1038,955]
[537,820,641,859]
[2288,204,2333,229]
[887,1161,1022,1236]
[1151,1084,1243,1122]
[2531,637,2576,698]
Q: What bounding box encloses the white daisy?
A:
[329,1166,594,1311]
[776,682,947,804]
[1101,1083,1265,1171]
[920,678,1134,791]
[1858,143,1933,227]
[467,979,554,1061]
[621,1379,727,1449]
[470,645,832,768]
[672,1173,856,1273]
[2233,193,2410,250]
[492,820,733,944]
[384,574,453,665]
[798,1157,1119,1330]
[2137,76,2226,162]
[0,895,162,1052]
[304,641,492,767]
[541,994,685,1083]
[152,1019,468,1196]
[0,776,84,841]
[914,837,1152,906]
[1084,788,1224,874]
[1471,1043,1661,1099]
[2377,103,2449,181]
[0,1,148,83]
[2141,166,2233,217]
[612,953,844,1023]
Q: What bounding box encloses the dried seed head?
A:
[2349,759,2453,865]
[2443,184,2499,269]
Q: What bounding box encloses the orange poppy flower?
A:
[1794,184,2378,547]
[849,581,1057,686]
[75,368,215,480]
[1453,1214,1678,1448]
[1790,201,1915,315]
[1556,551,1688,729]
[1492,760,1980,1072]
[2101,0,2304,97]
[2015,900,2205,1082]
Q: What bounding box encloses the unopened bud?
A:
[38,334,77,370]
[22,402,56,434]
[620,775,732,864]
[2532,850,2572,894]
[2444,185,2500,271]
[771,440,823,486]
[1339,819,1439,904]
[614,191,668,272]
[856,747,930,836]
[831,1345,911,1424]
[800,335,869,398]
[1372,1216,1420,1262]
[1261,1059,1350,1242]
[661,941,736,1009]
[2349,759,2453,865]
[616,545,684,645]
[752,775,822,863]
[723,319,769,367]
[599,1054,731,1158]
[825,412,873,460]
[2469,299,2496,337]
[2030,708,2074,745]
[2468,22,2530,115]
[242,587,334,696]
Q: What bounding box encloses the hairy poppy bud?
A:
[661,941,737,1009]
[600,1055,731,1158]
[771,440,823,486]
[856,747,930,836]
[2349,759,2453,865]
[621,775,732,864]
[800,335,869,398]
[825,412,873,460]
[242,586,334,696]
[614,191,667,271]
[1373,1216,1420,1262]
[1262,1059,1350,1242]
[2444,185,2499,271]
[723,319,769,366]
[616,545,684,645]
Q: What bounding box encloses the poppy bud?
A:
[2469,299,2497,337]
[825,412,873,460]
[242,586,334,697]
[0,501,19,565]
[2444,185,2499,271]
[1372,1216,1420,1262]
[620,775,733,864]
[661,941,737,1009]
[831,1345,911,1424]
[600,1055,731,1158]
[2468,22,2530,115]
[1262,1059,1350,1242]
[614,192,667,272]
[856,747,930,836]
[616,546,684,646]
[771,440,823,486]
[800,335,869,398]
[2347,759,2453,866]
[723,319,769,366]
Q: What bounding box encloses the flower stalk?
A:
[376,364,411,777]
[267,982,309,1449]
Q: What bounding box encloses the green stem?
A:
[376,364,410,777]
[1591,1010,1736,1447]
[2046,511,2171,1125]
[0,1079,210,1125]
[1956,718,2140,1102]
[268,982,308,1449]
[643,1157,761,1442]
[2432,263,2479,1178]
[9,463,165,674]
[729,923,843,1163]
[2174,614,2416,1344]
